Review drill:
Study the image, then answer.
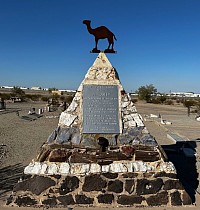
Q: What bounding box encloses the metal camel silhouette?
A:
[83,20,117,53]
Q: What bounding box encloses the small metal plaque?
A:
[83,85,120,133]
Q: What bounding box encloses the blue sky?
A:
[0,0,200,93]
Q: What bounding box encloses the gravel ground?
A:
[0,102,61,167]
[0,101,200,209]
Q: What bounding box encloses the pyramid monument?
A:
[8,52,192,207]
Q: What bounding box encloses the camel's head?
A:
[83,20,91,25]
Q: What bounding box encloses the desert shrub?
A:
[151,98,161,104]
[11,86,26,101]
[41,96,49,102]
[136,84,157,102]
[183,99,196,116]
[59,96,66,102]
[159,95,167,104]
[183,99,196,108]
[26,94,41,101]
[164,100,174,105]
[0,93,11,100]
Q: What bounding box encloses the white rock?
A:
[142,127,149,134]
[59,112,77,126]
[125,162,134,172]
[160,162,176,173]
[40,163,48,174]
[123,95,129,102]
[123,115,133,121]
[121,101,130,108]
[70,163,90,174]
[59,163,70,174]
[31,162,42,174]
[123,122,129,129]
[127,93,132,101]
[74,93,81,101]
[24,162,35,174]
[47,163,59,174]
[101,165,110,173]
[109,163,128,173]
[128,120,137,127]
[131,114,144,126]
[133,161,147,172]
[127,104,137,113]
[150,114,158,118]
[67,100,78,112]
[96,70,109,80]
[90,163,101,173]
[146,164,153,171]
[138,114,144,121]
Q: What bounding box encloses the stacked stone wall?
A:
[8,172,192,207]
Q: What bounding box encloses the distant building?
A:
[20,87,28,90]
[31,87,42,90]
[1,86,14,89]
[59,89,76,93]
[169,92,200,98]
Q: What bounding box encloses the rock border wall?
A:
[8,172,192,207]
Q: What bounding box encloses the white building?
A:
[31,87,42,90]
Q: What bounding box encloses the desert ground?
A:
[0,100,200,210]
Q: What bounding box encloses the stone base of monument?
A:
[7,171,192,207]
[7,143,192,207]
[7,52,193,207]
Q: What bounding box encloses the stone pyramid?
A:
[8,53,192,207]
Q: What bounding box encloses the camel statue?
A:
[83,20,117,52]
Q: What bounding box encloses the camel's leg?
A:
[107,37,114,50]
[111,41,114,50]
[94,38,99,50]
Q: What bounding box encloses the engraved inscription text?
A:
[83,85,120,133]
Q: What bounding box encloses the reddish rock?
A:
[48,149,71,162]
[135,150,160,161]
[121,146,135,157]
